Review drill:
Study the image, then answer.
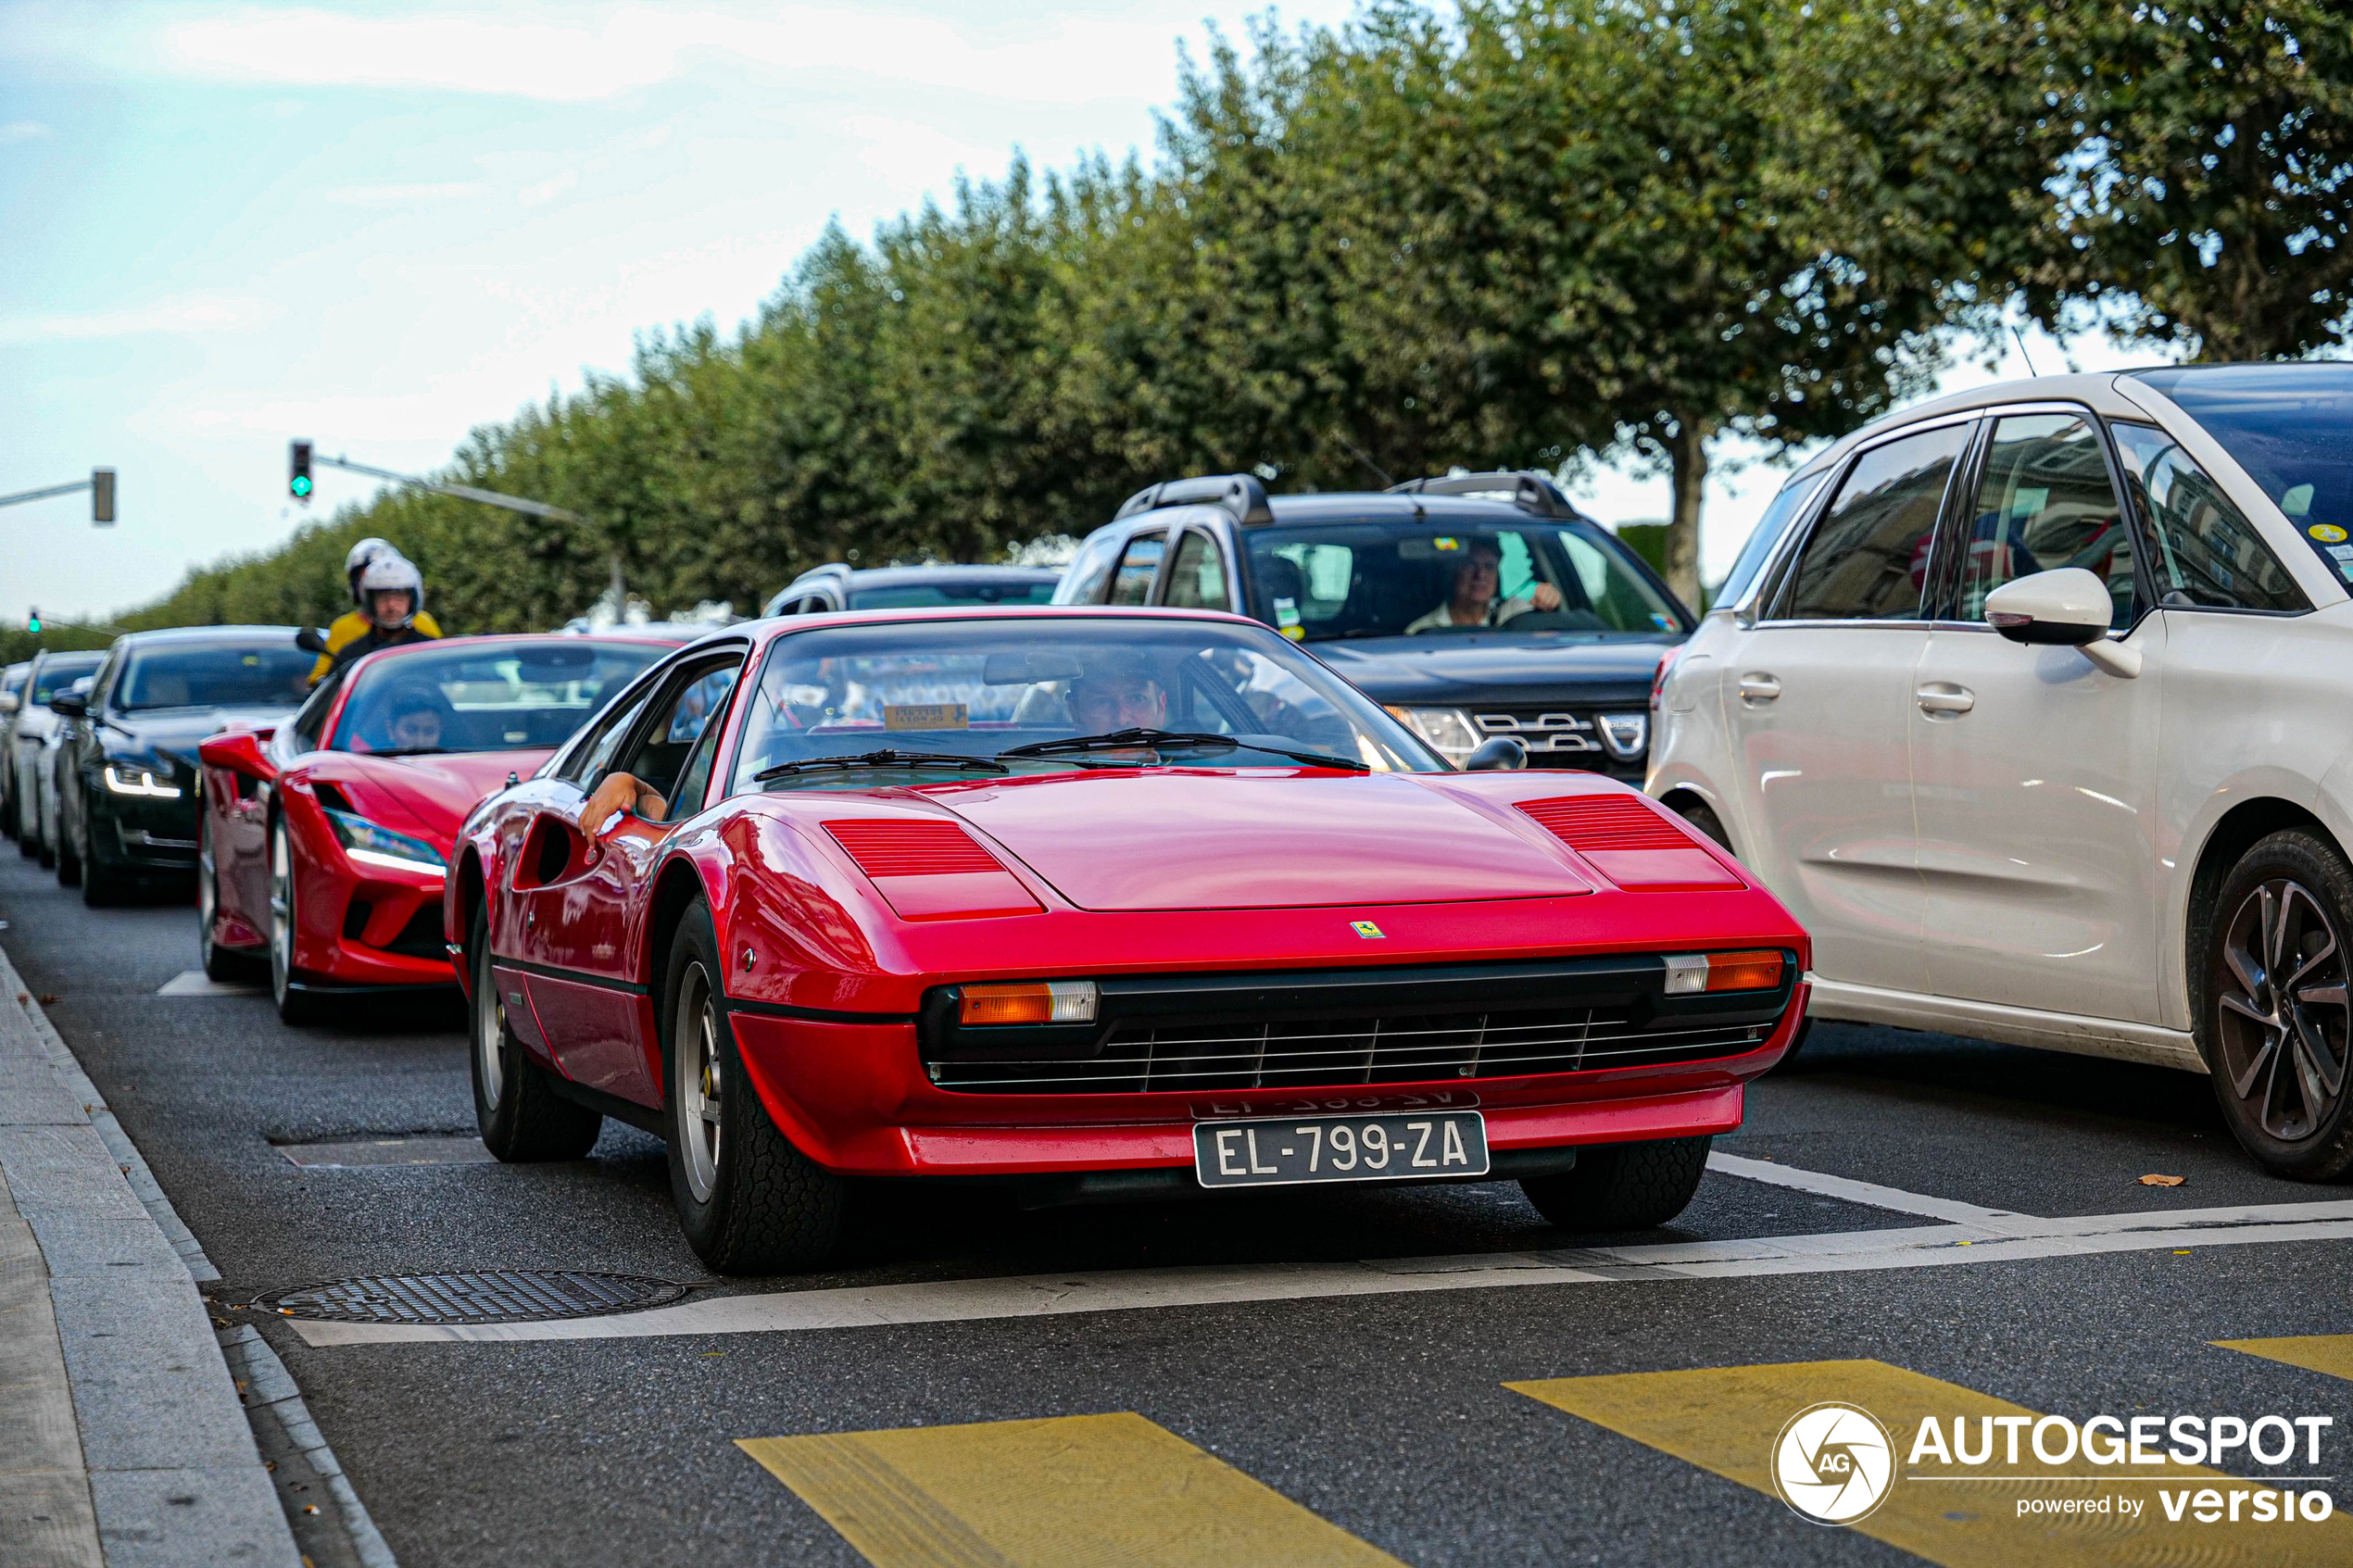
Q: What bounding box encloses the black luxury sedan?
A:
[1052,470,1693,777]
[51,626,314,903]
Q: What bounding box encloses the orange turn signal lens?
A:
[958,981,1099,1026]
[1703,949,1783,992]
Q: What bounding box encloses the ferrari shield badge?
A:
[1351,921,1385,939]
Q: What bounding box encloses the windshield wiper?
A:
[998,728,1367,772]
[372,746,453,757]
[754,749,1010,783]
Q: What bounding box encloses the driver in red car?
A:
[1065,659,1168,734]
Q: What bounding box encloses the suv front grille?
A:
[925,1004,1768,1094]
[1474,709,1605,755]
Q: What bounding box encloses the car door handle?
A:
[1916,682,1974,716]
[1737,673,1780,704]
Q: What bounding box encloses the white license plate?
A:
[1192,1110,1489,1188]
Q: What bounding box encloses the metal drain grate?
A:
[258,1271,690,1325]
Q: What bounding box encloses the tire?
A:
[267,812,327,1025]
[1520,1135,1713,1230]
[197,804,260,982]
[53,802,79,885]
[2196,829,2353,1181]
[663,899,846,1273]
[80,851,126,906]
[470,904,601,1160]
[1669,797,1736,856]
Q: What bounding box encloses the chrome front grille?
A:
[1474,710,1602,754]
[925,1005,1768,1095]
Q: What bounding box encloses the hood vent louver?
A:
[824,819,1004,877]
[1514,795,1743,891]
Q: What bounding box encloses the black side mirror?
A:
[294,627,330,655]
[47,691,87,718]
[1463,736,1526,771]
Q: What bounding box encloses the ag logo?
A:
[1769,1402,1894,1524]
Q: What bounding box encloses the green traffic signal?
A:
[27,609,39,633]
[291,474,313,497]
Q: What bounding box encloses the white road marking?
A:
[285,1159,2353,1347]
[1704,1150,2034,1229]
[158,970,263,997]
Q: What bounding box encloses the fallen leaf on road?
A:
[38,994,57,1004]
[2139,1173,2185,1186]
[302,1504,318,1515]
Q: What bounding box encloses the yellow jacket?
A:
[308,608,444,684]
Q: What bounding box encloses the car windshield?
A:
[30,655,104,705]
[113,644,314,711]
[727,616,1440,790]
[2133,364,2353,581]
[331,639,667,754]
[1241,518,1687,641]
[849,581,1058,609]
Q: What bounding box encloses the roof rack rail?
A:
[1387,470,1586,521]
[1114,473,1276,527]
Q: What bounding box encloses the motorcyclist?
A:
[308,538,443,684]
[323,554,439,678]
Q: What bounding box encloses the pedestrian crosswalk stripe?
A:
[1507,1359,2353,1566]
[2214,1335,2353,1384]
[738,1411,1403,1568]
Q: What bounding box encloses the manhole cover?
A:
[257,1271,689,1324]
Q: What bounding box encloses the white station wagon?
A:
[1650,364,2353,1178]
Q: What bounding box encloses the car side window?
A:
[2109,421,2309,612]
[613,659,743,817]
[1054,530,1125,605]
[287,672,343,753]
[560,689,653,787]
[1163,529,1229,609]
[1108,532,1166,607]
[1957,413,2137,630]
[1771,423,1970,621]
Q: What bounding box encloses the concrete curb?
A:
[0,947,297,1568]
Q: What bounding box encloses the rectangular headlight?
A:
[958,980,1099,1026]
[1387,706,1480,764]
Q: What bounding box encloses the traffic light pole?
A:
[300,450,585,524]
[0,470,117,523]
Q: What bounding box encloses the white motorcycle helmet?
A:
[345,536,393,607]
[355,553,424,629]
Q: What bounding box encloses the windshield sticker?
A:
[2308,522,2346,543]
[1272,596,1302,627]
[884,703,967,731]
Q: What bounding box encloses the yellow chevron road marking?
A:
[738,1411,1403,1568]
[2214,1335,2353,1385]
[1508,1358,2351,1566]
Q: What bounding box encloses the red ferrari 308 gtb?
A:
[447,607,1809,1273]
[196,633,680,1023]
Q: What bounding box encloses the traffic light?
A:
[27,608,39,633]
[290,440,313,501]
[92,468,115,525]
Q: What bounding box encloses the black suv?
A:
[1052,471,1693,777]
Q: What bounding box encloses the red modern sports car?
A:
[196,633,680,1022]
[448,607,1809,1273]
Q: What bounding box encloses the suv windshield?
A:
[30,654,105,706]
[113,643,313,711]
[1241,519,1686,641]
[728,617,1439,789]
[331,639,666,754]
[2133,364,2353,581]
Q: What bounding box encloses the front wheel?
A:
[268,813,326,1025]
[470,905,601,1160]
[52,794,78,884]
[2200,829,2353,1180]
[663,899,846,1273]
[1520,1136,1712,1230]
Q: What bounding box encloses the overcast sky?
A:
[0,1,2148,628]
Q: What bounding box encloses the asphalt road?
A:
[6,847,2351,1567]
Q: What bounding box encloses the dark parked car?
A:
[1052,471,1694,776]
[9,650,106,863]
[52,627,314,903]
[762,563,1062,618]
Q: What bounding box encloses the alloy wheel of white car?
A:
[2216,876,2351,1146]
